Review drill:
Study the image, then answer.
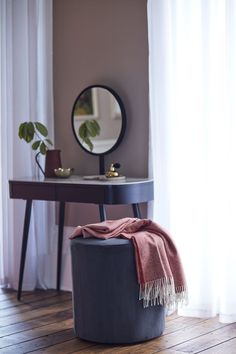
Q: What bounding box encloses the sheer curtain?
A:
[148,0,236,323]
[0,0,55,290]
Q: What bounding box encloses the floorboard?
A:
[0,289,235,354]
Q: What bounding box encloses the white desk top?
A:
[10,175,153,186]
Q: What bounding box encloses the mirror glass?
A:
[71,85,126,155]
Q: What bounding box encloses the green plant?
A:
[78,119,101,151]
[18,121,53,155]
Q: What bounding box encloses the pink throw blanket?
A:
[70,217,187,308]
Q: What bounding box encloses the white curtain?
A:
[148,0,236,323]
[0,0,55,290]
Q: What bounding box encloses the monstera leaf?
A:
[18,121,53,155]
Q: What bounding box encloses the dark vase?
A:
[35,149,62,178]
[44,149,62,177]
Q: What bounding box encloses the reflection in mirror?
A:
[71,86,125,155]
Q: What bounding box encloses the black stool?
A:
[70,237,165,344]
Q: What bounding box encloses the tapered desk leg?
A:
[17,199,32,301]
[57,201,65,291]
[99,204,106,222]
[132,203,141,218]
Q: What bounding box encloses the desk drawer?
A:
[9,182,56,201]
[104,183,154,204]
[56,184,105,204]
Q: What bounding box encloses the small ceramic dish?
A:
[54,168,73,178]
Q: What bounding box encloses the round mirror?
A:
[71,85,126,155]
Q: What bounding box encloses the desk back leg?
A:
[99,204,106,221]
[17,199,32,301]
[132,203,141,219]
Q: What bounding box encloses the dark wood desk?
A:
[9,176,154,300]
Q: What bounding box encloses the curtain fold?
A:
[0,0,55,290]
[148,0,236,323]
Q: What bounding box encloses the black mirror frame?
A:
[71,84,126,157]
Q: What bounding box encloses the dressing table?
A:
[9,176,153,300]
[11,84,152,300]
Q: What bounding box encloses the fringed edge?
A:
[139,277,188,309]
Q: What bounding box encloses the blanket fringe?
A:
[139,277,188,309]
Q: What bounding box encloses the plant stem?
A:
[35,152,45,176]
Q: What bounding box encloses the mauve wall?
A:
[53,0,149,226]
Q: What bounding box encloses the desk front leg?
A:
[17,199,32,301]
[57,201,65,291]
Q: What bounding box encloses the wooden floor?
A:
[0,290,236,354]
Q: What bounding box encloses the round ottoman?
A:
[70,237,165,344]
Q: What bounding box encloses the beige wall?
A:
[53,0,149,225]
